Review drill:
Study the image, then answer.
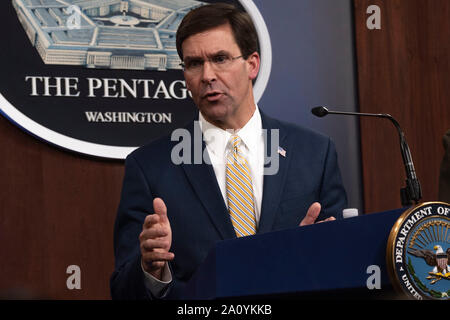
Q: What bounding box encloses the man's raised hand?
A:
[299,202,336,226]
[139,198,174,280]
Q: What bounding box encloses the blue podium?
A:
[183,208,406,299]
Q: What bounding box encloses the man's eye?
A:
[187,60,203,68]
[212,55,229,64]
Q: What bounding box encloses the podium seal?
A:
[387,202,450,300]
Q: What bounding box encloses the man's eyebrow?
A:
[183,55,202,61]
[208,50,231,57]
[184,50,232,61]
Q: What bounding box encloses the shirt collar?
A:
[199,106,262,156]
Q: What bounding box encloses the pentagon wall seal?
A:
[387,202,450,300]
[0,0,272,159]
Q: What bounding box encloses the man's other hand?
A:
[139,198,174,280]
[299,202,336,226]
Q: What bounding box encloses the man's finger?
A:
[300,202,321,226]
[143,213,160,229]
[142,251,175,264]
[317,216,336,224]
[140,226,168,240]
[141,238,170,252]
[153,198,168,220]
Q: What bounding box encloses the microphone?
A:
[311,106,422,206]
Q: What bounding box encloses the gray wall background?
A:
[254,0,363,211]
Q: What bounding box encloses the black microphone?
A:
[311,106,422,206]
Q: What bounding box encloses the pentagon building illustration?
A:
[12,0,205,70]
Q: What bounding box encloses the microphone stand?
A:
[312,107,422,206]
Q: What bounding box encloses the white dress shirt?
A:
[143,106,265,297]
[199,107,264,224]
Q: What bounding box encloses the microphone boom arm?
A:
[312,106,422,206]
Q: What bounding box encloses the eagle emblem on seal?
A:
[409,245,450,284]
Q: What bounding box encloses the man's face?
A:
[181,23,260,129]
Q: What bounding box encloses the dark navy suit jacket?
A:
[110,111,347,299]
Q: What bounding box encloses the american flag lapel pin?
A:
[277,146,286,157]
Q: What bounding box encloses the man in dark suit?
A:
[111,3,347,300]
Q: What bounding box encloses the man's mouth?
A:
[203,91,223,101]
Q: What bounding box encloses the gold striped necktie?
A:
[226,135,257,237]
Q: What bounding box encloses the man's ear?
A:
[246,52,260,81]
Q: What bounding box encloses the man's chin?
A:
[199,104,230,122]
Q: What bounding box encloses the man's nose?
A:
[200,61,217,83]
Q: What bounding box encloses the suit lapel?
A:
[258,112,290,233]
[179,111,290,237]
[180,120,236,240]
